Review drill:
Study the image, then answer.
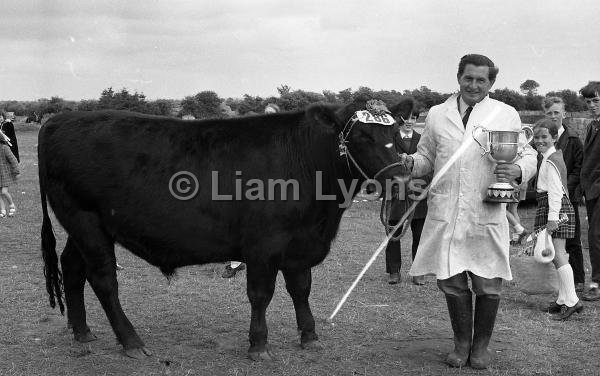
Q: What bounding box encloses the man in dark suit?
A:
[385,111,429,285]
[543,97,584,291]
[579,82,600,301]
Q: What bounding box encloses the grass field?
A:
[0,125,598,376]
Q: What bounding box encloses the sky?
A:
[0,0,598,101]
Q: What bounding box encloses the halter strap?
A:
[337,115,406,181]
[337,113,415,240]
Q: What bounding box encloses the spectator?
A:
[401,54,537,369]
[0,114,19,162]
[542,96,584,292]
[506,128,534,245]
[264,103,280,114]
[385,110,429,286]
[579,81,600,301]
[222,261,246,278]
[0,127,19,218]
[532,118,583,320]
[507,204,529,244]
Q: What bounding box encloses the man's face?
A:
[585,94,600,117]
[544,103,566,129]
[457,64,493,106]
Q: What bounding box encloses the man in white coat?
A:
[402,54,537,369]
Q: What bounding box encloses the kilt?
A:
[534,192,575,239]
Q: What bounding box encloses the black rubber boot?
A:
[444,294,473,367]
[385,239,402,275]
[470,295,500,369]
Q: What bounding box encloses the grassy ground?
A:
[0,125,598,376]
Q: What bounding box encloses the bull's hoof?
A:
[124,347,152,359]
[248,349,276,361]
[74,330,97,343]
[300,339,322,350]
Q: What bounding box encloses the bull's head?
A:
[332,96,415,183]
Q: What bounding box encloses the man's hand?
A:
[547,220,558,233]
[494,163,522,182]
[398,153,414,171]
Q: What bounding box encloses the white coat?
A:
[408,94,537,280]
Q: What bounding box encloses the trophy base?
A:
[484,183,519,203]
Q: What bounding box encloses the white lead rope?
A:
[328,106,501,322]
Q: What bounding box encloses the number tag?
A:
[355,111,394,125]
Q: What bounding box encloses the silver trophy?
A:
[473,126,534,203]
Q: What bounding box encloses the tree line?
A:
[0,80,589,122]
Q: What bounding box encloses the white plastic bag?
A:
[533,229,555,264]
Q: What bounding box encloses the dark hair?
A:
[394,110,420,125]
[579,81,600,98]
[457,54,499,83]
[534,118,559,138]
[542,96,565,111]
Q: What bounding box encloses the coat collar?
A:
[584,120,599,151]
[556,123,575,150]
[444,93,492,132]
[541,145,557,160]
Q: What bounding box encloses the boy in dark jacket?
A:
[385,111,430,286]
[579,82,600,301]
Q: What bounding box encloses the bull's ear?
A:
[306,104,341,133]
[389,97,415,121]
[334,94,370,127]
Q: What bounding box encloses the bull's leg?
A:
[246,261,278,361]
[68,212,149,359]
[61,237,96,342]
[282,268,320,350]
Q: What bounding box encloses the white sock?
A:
[513,224,525,233]
[557,265,579,307]
[230,261,242,268]
[555,267,565,305]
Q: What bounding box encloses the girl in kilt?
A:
[0,128,19,218]
[533,118,583,320]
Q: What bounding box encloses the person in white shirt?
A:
[532,118,583,320]
[542,96,585,292]
[506,130,532,244]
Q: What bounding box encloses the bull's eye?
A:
[385,143,393,148]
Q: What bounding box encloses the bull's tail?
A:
[40,170,65,314]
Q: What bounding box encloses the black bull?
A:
[39,98,414,360]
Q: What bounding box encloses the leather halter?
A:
[337,114,405,181]
[337,113,413,240]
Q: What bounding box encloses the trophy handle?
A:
[472,126,490,154]
[521,125,534,144]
